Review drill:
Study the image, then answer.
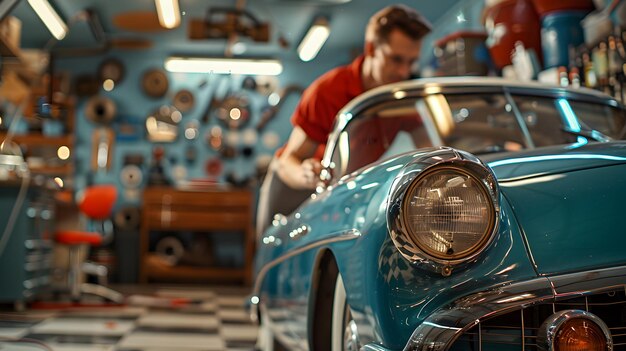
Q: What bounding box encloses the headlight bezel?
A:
[387,148,500,274]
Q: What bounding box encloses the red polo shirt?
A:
[277,56,365,160]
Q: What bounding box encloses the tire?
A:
[331,274,360,351]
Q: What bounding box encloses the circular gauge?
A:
[142,68,169,98]
[98,58,125,84]
[173,89,195,112]
[215,94,251,130]
[85,96,116,124]
[120,164,143,188]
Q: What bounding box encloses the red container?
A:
[530,0,595,17]
[484,0,543,69]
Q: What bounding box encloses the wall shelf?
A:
[0,133,73,146]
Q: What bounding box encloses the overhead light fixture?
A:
[165,57,283,76]
[27,0,68,40]
[155,0,181,29]
[298,17,330,62]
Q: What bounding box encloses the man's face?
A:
[371,29,422,87]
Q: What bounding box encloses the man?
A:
[256,4,432,236]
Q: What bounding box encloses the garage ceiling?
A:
[8,0,461,61]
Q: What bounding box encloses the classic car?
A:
[251,77,626,351]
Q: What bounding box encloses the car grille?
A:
[450,289,626,351]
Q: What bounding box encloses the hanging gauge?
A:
[142,68,169,98]
[85,96,116,124]
[120,164,143,188]
[173,89,195,112]
[98,58,125,86]
[214,94,251,130]
[184,120,199,140]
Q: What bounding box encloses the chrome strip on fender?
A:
[402,265,626,351]
[252,229,362,298]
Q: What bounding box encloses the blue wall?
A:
[57,51,348,199]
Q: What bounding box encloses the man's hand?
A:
[275,126,323,190]
[301,158,322,189]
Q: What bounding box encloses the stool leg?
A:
[68,245,83,302]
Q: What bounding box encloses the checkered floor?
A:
[0,286,258,351]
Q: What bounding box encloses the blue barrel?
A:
[541,11,587,69]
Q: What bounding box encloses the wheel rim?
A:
[332,274,360,351]
[344,319,360,351]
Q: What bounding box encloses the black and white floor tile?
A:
[0,286,258,351]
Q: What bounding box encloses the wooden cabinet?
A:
[140,186,255,285]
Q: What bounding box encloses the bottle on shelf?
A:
[607,35,623,101]
[592,41,610,95]
[582,50,597,89]
[569,67,581,89]
[558,66,569,87]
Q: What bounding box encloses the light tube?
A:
[28,0,67,40]
[155,0,180,29]
[165,57,283,76]
[297,18,330,62]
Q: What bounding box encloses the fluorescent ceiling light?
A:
[155,0,180,29]
[165,57,283,76]
[298,18,330,62]
[28,0,67,40]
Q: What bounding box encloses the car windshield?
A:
[327,91,623,180]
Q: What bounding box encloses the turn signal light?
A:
[554,318,606,351]
[538,310,612,351]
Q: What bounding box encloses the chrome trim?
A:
[345,320,361,351]
[252,229,362,303]
[504,89,535,149]
[403,265,626,351]
[386,147,500,274]
[321,76,621,173]
[339,77,618,122]
[537,310,613,351]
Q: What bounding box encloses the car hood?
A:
[481,141,626,181]
[485,141,626,275]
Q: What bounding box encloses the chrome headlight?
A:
[388,150,499,274]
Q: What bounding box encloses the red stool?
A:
[55,185,123,303]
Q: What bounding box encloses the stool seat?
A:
[55,231,103,246]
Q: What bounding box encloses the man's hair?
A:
[366,5,432,45]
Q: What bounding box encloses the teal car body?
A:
[252,77,626,351]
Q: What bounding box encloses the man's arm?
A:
[275,126,322,190]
